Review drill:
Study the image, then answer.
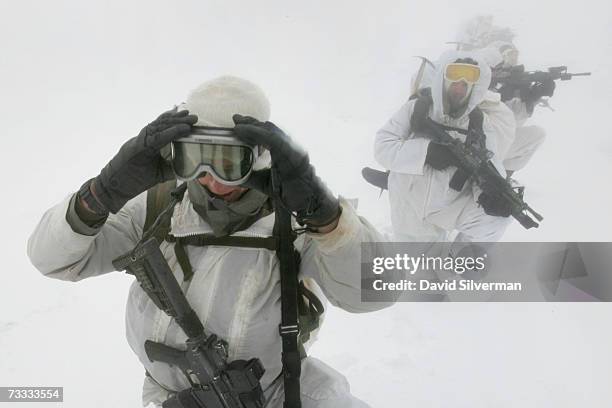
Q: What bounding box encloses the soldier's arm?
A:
[27,191,146,282]
[374,99,431,175]
[299,199,402,313]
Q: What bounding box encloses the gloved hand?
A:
[90,108,198,213]
[521,78,555,115]
[425,142,460,171]
[497,83,518,102]
[232,114,340,228]
[521,78,556,104]
[529,78,556,100]
[477,191,512,217]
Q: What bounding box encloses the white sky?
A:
[1,1,611,407]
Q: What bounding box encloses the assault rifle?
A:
[113,235,266,408]
[421,118,544,229]
[491,65,591,102]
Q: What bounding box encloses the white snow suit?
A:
[28,188,395,407]
[375,50,516,242]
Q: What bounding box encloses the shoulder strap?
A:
[272,197,302,408]
[466,106,485,148]
[410,87,433,133]
[144,180,178,243]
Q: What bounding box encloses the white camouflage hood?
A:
[430,50,492,124]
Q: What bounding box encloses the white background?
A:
[1,0,611,407]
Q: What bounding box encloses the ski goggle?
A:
[170,127,258,185]
[444,63,481,84]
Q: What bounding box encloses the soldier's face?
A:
[197,173,248,202]
[447,81,469,108]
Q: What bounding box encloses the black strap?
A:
[297,281,324,345]
[144,180,179,243]
[167,234,278,282]
[271,167,302,408]
[167,234,277,251]
[466,107,486,149]
[173,240,194,282]
[410,88,432,132]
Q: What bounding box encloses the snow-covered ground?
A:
[1,1,611,407]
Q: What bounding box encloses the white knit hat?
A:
[181,75,271,127]
[178,75,272,170]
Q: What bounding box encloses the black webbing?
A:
[166,235,277,251]
[168,234,278,282]
[272,169,302,408]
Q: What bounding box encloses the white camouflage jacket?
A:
[27,189,393,406]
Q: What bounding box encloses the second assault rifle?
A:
[113,186,266,408]
[491,64,591,102]
[421,117,544,229]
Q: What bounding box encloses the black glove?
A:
[522,78,555,104]
[521,79,555,115]
[529,78,556,99]
[497,84,518,102]
[425,142,460,171]
[477,191,512,217]
[232,114,340,228]
[90,108,198,213]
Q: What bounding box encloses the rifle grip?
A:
[145,340,188,369]
[449,168,470,191]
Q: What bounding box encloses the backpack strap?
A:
[166,234,278,282]
[144,179,178,243]
[410,87,433,133]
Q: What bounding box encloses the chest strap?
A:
[165,234,277,282]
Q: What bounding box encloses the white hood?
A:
[430,50,492,124]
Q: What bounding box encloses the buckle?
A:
[278,324,299,336]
